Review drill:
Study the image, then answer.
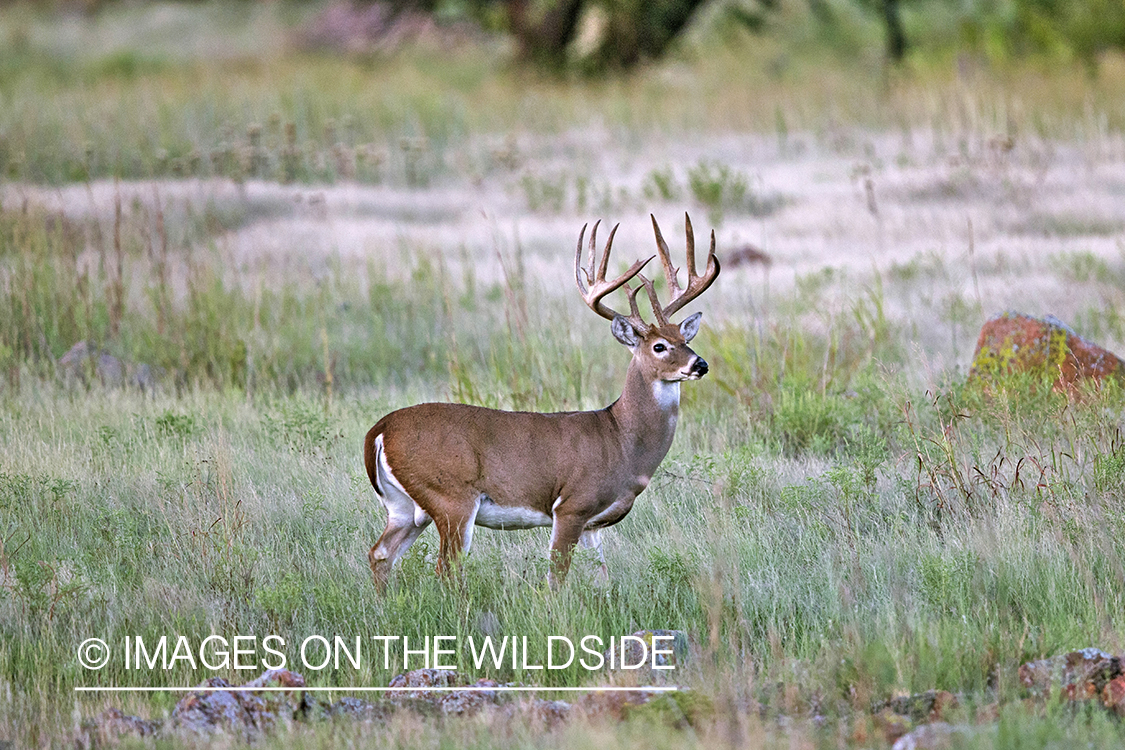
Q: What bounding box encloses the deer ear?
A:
[679,312,702,342]
[611,315,641,349]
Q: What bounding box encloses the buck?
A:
[363,213,720,589]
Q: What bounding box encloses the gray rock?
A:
[388,668,502,716]
[603,629,689,684]
[168,668,314,740]
[76,707,160,749]
[892,722,975,750]
[1018,647,1122,696]
[57,341,160,392]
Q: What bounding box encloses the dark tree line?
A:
[17,0,1125,73]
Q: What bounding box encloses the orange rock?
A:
[1103,676,1125,714]
[1062,681,1100,701]
[968,313,1124,392]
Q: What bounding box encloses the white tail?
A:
[364,213,720,588]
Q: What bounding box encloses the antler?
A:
[575,220,654,331]
[646,213,721,325]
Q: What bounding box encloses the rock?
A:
[526,698,572,725]
[169,668,316,739]
[76,707,160,748]
[493,697,572,727]
[968,312,1125,392]
[388,668,501,716]
[892,722,975,750]
[873,709,913,744]
[579,688,709,728]
[326,696,381,718]
[875,689,959,723]
[1018,647,1122,698]
[1103,675,1125,714]
[57,341,159,392]
[603,629,689,684]
[576,687,668,720]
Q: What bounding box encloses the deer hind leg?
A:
[369,514,430,591]
[369,436,433,590]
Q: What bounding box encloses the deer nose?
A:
[690,357,709,377]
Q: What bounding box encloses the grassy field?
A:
[4,1,1125,747]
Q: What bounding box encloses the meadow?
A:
[4,1,1125,747]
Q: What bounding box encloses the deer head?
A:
[575,213,720,385]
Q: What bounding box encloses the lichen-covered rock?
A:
[57,341,159,392]
[527,698,572,725]
[603,629,689,684]
[968,312,1125,392]
[1102,675,1125,714]
[578,688,709,728]
[875,689,959,723]
[388,668,501,715]
[873,709,913,745]
[1018,647,1122,697]
[892,722,975,750]
[76,707,160,749]
[169,669,316,739]
[576,687,669,720]
[326,695,381,718]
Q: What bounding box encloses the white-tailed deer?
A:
[363,213,720,588]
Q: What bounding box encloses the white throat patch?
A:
[652,380,681,411]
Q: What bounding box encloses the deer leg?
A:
[578,529,609,583]
[434,497,481,579]
[548,511,587,588]
[369,515,430,591]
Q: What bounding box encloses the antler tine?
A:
[586,219,600,286]
[683,212,696,283]
[623,283,654,333]
[661,221,720,319]
[598,223,618,283]
[641,212,721,321]
[650,214,682,297]
[575,222,590,289]
[574,220,655,322]
[635,273,668,327]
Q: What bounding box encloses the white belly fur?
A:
[474,497,552,529]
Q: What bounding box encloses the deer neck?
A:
[608,359,680,476]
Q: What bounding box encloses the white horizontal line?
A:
[74,685,679,693]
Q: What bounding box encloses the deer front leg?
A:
[434,498,480,580]
[548,511,587,588]
[578,529,609,583]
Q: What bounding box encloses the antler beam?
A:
[575,220,654,331]
[576,214,720,330]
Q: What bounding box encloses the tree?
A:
[503,0,753,71]
[506,0,585,69]
[880,0,906,62]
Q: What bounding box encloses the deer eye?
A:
[653,343,667,353]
